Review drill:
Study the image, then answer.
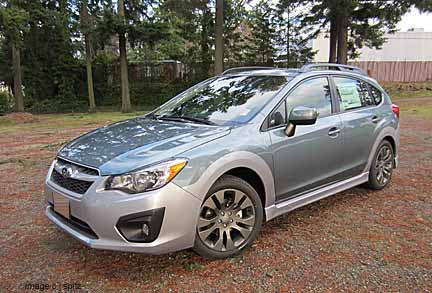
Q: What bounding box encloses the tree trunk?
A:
[337,16,348,64]
[214,0,224,74]
[82,0,96,111]
[286,4,290,67]
[118,0,131,113]
[12,43,24,112]
[329,18,338,63]
[201,6,211,76]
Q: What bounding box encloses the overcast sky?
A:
[397,8,432,31]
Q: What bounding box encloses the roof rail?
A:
[301,63,367,76]
[221,66,275,75]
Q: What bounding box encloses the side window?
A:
[333,77,374,111]
[369,85,383,105]
[286,77,332,118]
[269,100,286,128]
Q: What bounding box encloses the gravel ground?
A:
[1,99,431,292]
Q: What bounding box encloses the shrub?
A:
[27,98,88,114]
[0,91,11,115]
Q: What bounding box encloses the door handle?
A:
[371,116,381,123]
[328,127,340,137]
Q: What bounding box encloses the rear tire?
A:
[193,175,263,259]
[367,140,394,190]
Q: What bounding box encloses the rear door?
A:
[331,76,381,177]
[267,76,345,202]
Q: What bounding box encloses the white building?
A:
[312,28,432,62]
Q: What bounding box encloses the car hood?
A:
[58,117,230,175]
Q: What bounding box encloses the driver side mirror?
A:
[284,106,318,137]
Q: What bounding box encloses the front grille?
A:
[51,169,93,194]
[57,158,99,176]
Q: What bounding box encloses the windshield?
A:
[153,75,291,125]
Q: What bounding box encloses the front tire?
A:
[193,175,263,259]
[367,140,394,190]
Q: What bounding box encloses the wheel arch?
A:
[180,151,276,218]
[224,167,266,212]
[383,135,396,153]
[364,127,399,173]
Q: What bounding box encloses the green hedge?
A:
[17,60,202,113]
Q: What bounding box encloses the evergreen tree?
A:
[245,0,278,66]
[80,0,96,111]
[117,0,131,112]
[214,0,223,74]
[223,0,250,68]
[162,0,214,79]
[275,0,315,67]
[0,0,29,111]
[295,0,432,64]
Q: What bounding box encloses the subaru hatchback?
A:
[44,64,400,259]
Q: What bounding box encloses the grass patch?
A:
[0,111,148,133]
[400,105,432,119]
[41,141,70,151]
[0,158,25,166]
[383,81,432,99]
[184,262,203,271]
[0,118,13,127]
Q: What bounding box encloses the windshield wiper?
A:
[159,115,216,125]
[146,113,161,120]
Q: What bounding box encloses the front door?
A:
[268,77,345,202]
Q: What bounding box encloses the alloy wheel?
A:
[375,145,393,185]
[197,189,256,252]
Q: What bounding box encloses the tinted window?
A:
[369,85,383,105]
[333,77,374,110]
[286,77,332,118]
[155,75,290,125]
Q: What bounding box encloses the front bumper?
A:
[44,175,201,254]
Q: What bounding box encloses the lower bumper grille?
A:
[49,205,98,239]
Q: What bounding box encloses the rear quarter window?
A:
[369,84,383,105]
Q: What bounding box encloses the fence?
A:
[350,61,432,82]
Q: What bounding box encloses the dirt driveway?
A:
[1,100,431,292]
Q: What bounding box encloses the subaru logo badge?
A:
[62,167,73,178]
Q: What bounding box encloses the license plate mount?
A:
[53,192,70,219]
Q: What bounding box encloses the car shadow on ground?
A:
[43,184,375,280]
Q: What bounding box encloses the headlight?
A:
[106,159,187,194]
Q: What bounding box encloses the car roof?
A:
[222,67,300,77]
[220,65,383,95]
[221,63,370,80]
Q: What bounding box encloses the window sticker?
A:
[337,83,362,110]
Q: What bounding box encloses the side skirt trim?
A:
[265,172,369,221]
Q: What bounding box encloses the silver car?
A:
[44,64,400,259]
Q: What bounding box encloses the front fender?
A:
[173,151,276,210]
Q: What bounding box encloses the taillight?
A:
[391,103,400,118]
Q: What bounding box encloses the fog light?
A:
[142,223,150,236]
[116,208,165,243]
